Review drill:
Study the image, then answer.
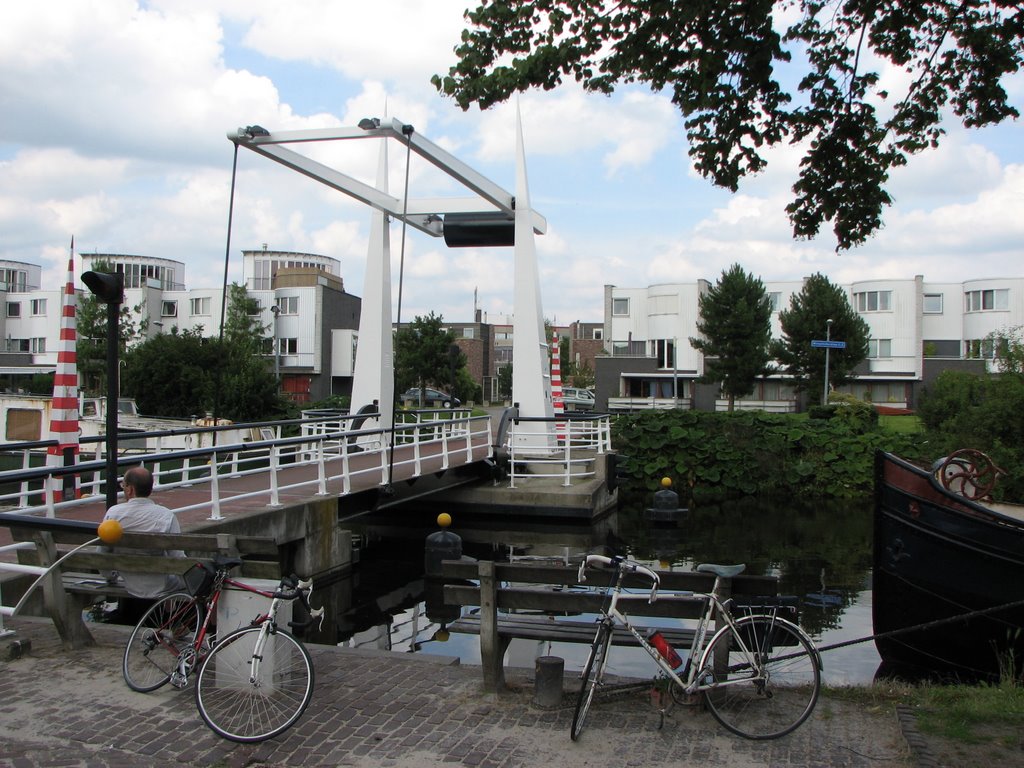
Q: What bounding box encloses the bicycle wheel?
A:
[195,625,314,743]
[699,615,820,740]
[570,621,613,741]
[123,592,202,692]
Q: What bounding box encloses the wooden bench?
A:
[441,560,792,692]
[0,512,280,650]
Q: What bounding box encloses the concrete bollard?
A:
[534,655,564,708]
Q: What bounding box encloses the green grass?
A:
[878,414,923,433]
[913,682,1024,746]
[825,681,1024,749]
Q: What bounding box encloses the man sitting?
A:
[102,466,185,604]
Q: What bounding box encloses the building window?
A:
[867,338,892,358]
[30,299,46,315]
[612,297,630,316]
[278,296,299,315]
[161,301,177,317]
[965,337,1005,359]
[190,297,212,316]
[922,293,943,314]
[0,268,28,291]
[279,338,298,355]
[854,290,892,312]
[965,288,1009,312]
[6,338,29,352]
[6,302,20,317]
[31,337,46,353]
[592,328,603,340]
[653,339,676,368]
[463,328,475,339]
[768,292,782,311]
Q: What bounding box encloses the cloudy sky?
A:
[2,0,1022,327]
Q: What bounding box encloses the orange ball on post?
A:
[97,518,123,545]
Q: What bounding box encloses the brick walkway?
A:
[0,617,915,768]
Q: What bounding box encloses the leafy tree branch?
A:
[433,0,1022,248]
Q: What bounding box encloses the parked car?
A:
[401,387,461,408]
[561,387,596,411]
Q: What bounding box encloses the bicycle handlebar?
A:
[578,554,660,603]
[275,575,326,630]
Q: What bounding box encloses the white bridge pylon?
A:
[229,115,554,453]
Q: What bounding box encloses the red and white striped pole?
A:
[551,331,564,443]
[46,238,80,506]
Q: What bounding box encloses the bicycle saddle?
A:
[212,554,244,571]
[697,563,746,578]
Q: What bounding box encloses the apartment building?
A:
[598,276,1019,412]
[0,260,57,386]
[0,251,361,404]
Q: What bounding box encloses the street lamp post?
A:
[823,318,834,407]
[672,336,679,409]
[270,304,281,381]
[81,270,124,510]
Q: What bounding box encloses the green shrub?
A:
[612,409,926,502]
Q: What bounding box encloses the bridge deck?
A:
[1,433,491,547]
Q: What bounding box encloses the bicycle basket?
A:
[183,562,215,597]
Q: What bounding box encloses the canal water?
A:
[309,495,881,686]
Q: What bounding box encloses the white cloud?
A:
[228,0,470,85]
[2,0,1022,331]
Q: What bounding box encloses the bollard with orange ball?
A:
[424,512,461,577]
[97,518,123,545]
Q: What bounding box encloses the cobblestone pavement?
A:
[0,617,913,768]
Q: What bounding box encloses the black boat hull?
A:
[873,451,1024,679]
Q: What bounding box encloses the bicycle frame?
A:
[573,554,822,742]
[582,556,772,697]
[170,568,306,688]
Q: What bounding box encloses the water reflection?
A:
[304,496,879,684]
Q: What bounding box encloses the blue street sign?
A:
[811,339,846,349]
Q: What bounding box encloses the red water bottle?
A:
[647,629,683,669]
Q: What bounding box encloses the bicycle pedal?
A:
[170,672,188,689]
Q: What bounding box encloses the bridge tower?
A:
[349,137,394,432]
[510,107,555,453]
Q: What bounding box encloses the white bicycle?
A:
[571,554,822,741]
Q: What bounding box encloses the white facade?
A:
[0,250,354,404]
[604,275,1024,410]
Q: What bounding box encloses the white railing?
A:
[505,413,612,488]
[0,413,493,521]
[607,396,690,412]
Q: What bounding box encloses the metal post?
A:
[82,269,123,510]
[673,336,679,408]
[823,319,833,407]
[270,304,281,382]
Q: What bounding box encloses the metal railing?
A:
[0,412,492,520]
[505,413,612,488]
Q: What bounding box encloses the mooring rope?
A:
[814,596,1024,656]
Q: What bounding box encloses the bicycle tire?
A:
[570,621,613,741]
[122,592,202,692]
[699,615,821,740]
[195,625,314,743]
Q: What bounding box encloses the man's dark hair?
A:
[123,466,154,497]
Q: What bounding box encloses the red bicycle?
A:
[121,554,324,742]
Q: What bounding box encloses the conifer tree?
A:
[773,274,870,401]
[690,264,773,411]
